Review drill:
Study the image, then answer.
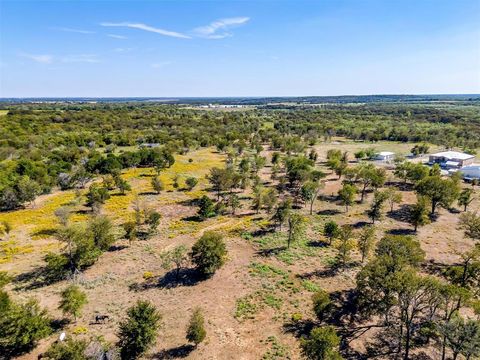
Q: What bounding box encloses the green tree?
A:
[358,225,375,263]
[458,211,480,241]
[301,181,322,215]
[312,290,332,322]
[287,212,306,249]
[161,245,188,280]
[123,221,137,245]
[151,176,164,194]
[408,197,430,232]
[354,163,386,202]
[118,300,162,359]
[44,337,88,360]
[440,315,480,360]
[272,198,292,231]
[191,231,227,276]
[323,221,339,245]
[186,307,207,346]
[367,190,388,224]
[415,176,460,215]
[197,195,216,219]
[252,185,264,214]
[145,210,161,235]
[384,187,402,212]
[338,183,357,212]
[458,188,474,212]
[114,174,131,195]
[227,193,241,215]
[262,188,278,214]
[185,177,198,191]
[59,285,87,321]
[0,299,52,356]
[86,183,110,212]
[301,326,343,360]
[56,224,101,273]
[335,225,355,268]
[89,215,115,251]
[356,235,425,316]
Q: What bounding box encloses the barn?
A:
[428,151,475,169]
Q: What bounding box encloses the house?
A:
[428,151,475,169]
[459,164,480,181]
[375,151,395,162]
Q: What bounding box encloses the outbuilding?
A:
[428,151,475,169]
[375,151,395,162]
[459,164,480,181]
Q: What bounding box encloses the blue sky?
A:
[1,0,479,97]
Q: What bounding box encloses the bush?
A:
[0,299,52,356]
[301,326,343,360]
[186,308,206,346]
[291,313,303,322]
[191,231,227,276]
[89,215,116,251]
[185,177,198,191]
[118,300,162,359]
[312,290,332,321]
[59,285,88,320]
[197,195,216,219]
[44,337,87,360]
[44,252,70,282]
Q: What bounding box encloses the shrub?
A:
[197,195,216,219]
[44,336,87,360]
[186,308,206,346]
[301,326,342,360]
[118,300,162,359]
[191,231,227,276]
[59,285,88,320]
[185,177,199,191]
[0,299,52,356]
[312,290,332,321]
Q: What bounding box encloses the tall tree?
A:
[338,183,357,213]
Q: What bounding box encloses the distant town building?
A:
[375,151,395,162]
[428,151,475,169]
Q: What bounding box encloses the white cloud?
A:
[52,27,95,34]
[113,48,133,53]
[61,54,100,63]
[193,17,250,39]
[19,53,53,64]
[101,22,190,39]
[151,61,172,69]
[107,34,128,39]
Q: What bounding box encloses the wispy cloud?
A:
[151,61,172,69]
[193,17,250,39]
[107,34,128,39]
[19,53,54,64]
[19,52,100,64]
[52,27,95,34]
[100,22,190,39]
[61,54,100,63]
[113,48,133,53]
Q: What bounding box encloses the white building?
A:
[375,151,395,162]
[459,164,480,181]
[429,151,475,168]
